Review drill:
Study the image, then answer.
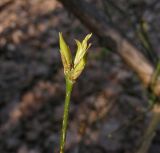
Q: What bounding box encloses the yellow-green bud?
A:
[58,32,92,82]
[71,56,86,80]
[74,33,92,67]
[59,32,72,75]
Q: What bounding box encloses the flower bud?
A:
[58,32,92,82]
[74,33,92,67]
[71,56,86,80]
[59,32,72,74]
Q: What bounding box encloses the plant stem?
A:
[136,104,160,153]
[60,77,73,153]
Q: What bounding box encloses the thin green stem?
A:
[136,104,160,153]
[148,60,160,106]
[151,60,160,87]
[137,20,158,64]
[60,77,73,153]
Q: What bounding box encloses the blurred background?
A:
[0,0,160,153]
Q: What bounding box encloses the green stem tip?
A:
[59,77,73,153]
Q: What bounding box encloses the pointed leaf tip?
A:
[74,33,92,67]
[59,32,72,74]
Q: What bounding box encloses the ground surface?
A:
[0,0,160,153]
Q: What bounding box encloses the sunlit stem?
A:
[60,77,73,153]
